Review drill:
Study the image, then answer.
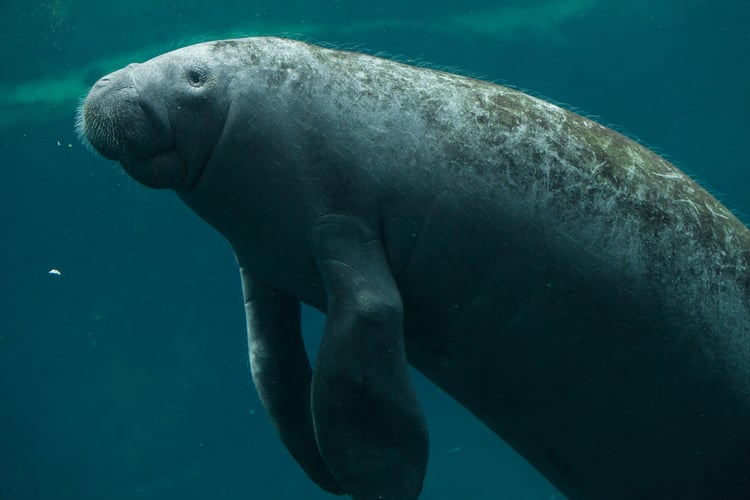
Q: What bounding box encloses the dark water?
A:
[1,1,748,498]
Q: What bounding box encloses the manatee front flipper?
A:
[239,266,344,495]
[307,215,429,500]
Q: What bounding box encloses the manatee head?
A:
[77,42,235,189]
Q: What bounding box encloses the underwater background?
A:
[1,0,748,498]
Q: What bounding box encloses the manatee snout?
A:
[78,67,155,160]
[78,65,188,189]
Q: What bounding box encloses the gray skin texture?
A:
[79,37,750,499]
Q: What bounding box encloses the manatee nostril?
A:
[94,77,110,89]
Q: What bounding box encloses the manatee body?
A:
[79,37,750,499]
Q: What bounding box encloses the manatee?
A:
[78,37,750,499]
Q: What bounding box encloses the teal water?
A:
[1,1,748,498]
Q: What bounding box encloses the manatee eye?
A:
[186,67,207,87]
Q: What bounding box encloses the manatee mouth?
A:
[77,68,187,189]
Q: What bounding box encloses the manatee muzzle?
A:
[78,66,187,189]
